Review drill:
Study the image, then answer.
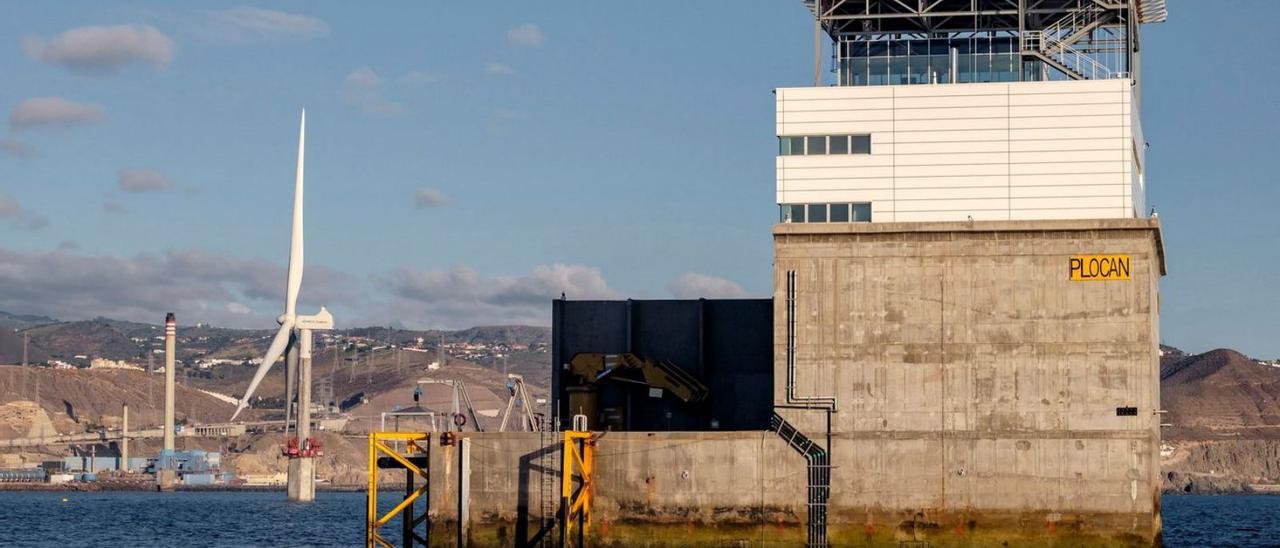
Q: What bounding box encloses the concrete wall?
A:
[776,79,1144,221]
[423,432,808,547]
[773,218,1164,545]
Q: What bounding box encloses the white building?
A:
[777,0,1163,224]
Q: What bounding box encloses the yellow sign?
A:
[1070,254,1131,281]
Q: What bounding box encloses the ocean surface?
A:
[0,491,1275,547]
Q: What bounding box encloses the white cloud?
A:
[414,188,449,208]
[484,62,515,76]
[506,24,544,46]
[118,167,175,193]
[0,138,34,158]
[0,241,630,330]
[399,71,440,85]
[0,192,49,230]
[386,263,619,327]
[9,97,105,130]
[205,7,329,43]
[0,246,356,329]
[23,24,174,74]
[341,66,410,118]
[667,272,747,299]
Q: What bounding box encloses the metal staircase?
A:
[1021,5,1114,81]
[771,412,830,548]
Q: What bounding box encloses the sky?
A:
[0,2,1275,357]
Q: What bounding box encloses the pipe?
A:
[951,47,959,83]
[784,270,837,411]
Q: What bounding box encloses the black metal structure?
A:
[551,299,773,431]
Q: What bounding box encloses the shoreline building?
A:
[772,0,1166,544]
[423,2,1168,546]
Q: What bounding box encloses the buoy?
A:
[61,497,68,503]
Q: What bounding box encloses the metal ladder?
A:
[538,419,560,547]
[771,413,830,548]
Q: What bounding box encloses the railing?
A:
[366,431,431,548]
[1025,7,1114,81]
[560,426,596,548]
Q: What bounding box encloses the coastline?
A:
[0,482,367,492]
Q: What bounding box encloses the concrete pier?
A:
[424,219,1165,546]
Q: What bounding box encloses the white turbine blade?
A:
[231,320,294,420]
[285,109,305,316]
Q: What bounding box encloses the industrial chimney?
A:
[163,313,175,452]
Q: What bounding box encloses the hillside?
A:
[0,366,246,438]
[1158,347,1280,492]
[1162,348,1280,438]
[17,321,143,363]
[0,311,57,330]
[0,310,550,378]
[180,345,550,429]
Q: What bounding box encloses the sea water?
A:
[0,491,1274,547]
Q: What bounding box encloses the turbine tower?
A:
[231,110,334,502]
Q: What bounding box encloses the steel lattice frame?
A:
[366,432,431,548]
[803,0,1166,89]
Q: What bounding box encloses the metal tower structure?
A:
[805,0,1166,96]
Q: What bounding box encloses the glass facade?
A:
[837,36,1046,86]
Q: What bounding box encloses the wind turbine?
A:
[231,110,333,502]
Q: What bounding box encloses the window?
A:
[829,135,849,155]
[780,204,806,223]
[778,135,872,156]
[852,203,872,222]
[784,136,805,155]
[806,136,827,155]
[807,204,827,223]
[829,203,850,222]
[851,135,871,154]
[780,203,872,223]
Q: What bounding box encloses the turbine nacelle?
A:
[296,307,334,331]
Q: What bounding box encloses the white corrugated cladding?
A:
[776,79,1145,222]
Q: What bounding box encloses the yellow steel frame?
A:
[366,431,430,548]
[562,430,595,546]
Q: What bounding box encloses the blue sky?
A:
[0,2,1275,357]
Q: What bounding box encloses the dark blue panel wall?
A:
[551,299,773,431]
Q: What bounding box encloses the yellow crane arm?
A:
[567,353,708,403]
